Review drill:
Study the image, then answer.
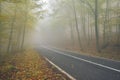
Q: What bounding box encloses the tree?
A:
[72,0,82,49]
[95,0,100,52]
[0,0,44,54]
[7,3,17,53]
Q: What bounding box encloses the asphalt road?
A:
[37,47,120,80]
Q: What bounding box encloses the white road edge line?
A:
[44,47,120,73]
[51,47,120,63]
[45,57,76,80]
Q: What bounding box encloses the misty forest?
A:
[0,0,120,80]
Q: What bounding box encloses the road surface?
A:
[37,47,120,80]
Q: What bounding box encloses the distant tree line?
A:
[0,0,44,54]
[49,0,120,52]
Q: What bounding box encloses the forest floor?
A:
[63,45,120,61]
[0,50,69,80]
[58,44,120,61]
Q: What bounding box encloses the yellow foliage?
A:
[0,15,10,21]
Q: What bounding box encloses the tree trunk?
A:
[102,0,109,49]
[21,1,28,50]
[69,20,74,47]
[72,0,82,50]
[16,25,22,51]
[117,2,120,45]
[0,1,2,53]
[81,5,87,46]
[87,13,90,45]
[7,4,17,53]
[95,0,100,52]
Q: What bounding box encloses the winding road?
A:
[37,46,120,80]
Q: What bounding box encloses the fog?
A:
[32,17,70,47]
[30,0,120,54]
